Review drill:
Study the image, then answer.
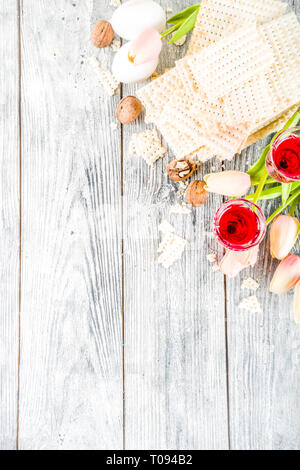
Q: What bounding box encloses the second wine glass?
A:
[265,127,300,183]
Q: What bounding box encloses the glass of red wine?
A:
[265,127,300,183]
[213,199,266,251]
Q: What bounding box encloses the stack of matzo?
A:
[137,0,300,162]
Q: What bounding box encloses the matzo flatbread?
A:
[242,105,299,149]
[137,68,183,123]
[187,0,287,55]
[223,13,300,130]
[179,25,274,100]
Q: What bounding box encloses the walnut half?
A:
[167,159,196,182]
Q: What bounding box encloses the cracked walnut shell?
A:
[167,159,195,182]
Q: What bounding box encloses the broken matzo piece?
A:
[158,220,175,234]
[111,37,121,51]
[169,203,191,215]
[207,252,217,263]
[88,57,119,96]
[239,295,262,313]
[157,231,187,268]
[242,277,260,291]
[129,129,167,165]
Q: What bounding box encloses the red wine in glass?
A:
[214,199,266,251]
[266,127,300,183]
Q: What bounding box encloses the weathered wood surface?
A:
[0,0,300,450]
[0,0,19,451]
[18,0,123,449]
[225,0,300,451]
[123,0,228,449]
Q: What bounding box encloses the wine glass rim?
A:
[269,126,300,180]
[213,198,266,251]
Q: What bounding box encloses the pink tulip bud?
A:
[293,280,300,324]
[204,171,251,197]
[270,215,300,260]
[219,245,259,277]
[270,254,300,295]
[128,28,162,65]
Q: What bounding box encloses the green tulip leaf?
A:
[246,186,283,201]
[168,9,199,44]
[161,23,182,39]
[281,183,292,205]
[267,186,300,226]
[166,4,200,24]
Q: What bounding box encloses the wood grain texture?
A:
[0,0,19,451]
[1,0,300,451]
[225,0,300,451]
[123,0,229,449]
[18,0,123,449]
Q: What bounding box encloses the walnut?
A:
[91,20,114,48]
[167,159,195,181]
[185,180,208,207]
[116,96,142,124]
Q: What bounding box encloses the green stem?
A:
[247,182,300,201]
[266,187,300,225]
[252,167,269,205]
[253,177,276,186]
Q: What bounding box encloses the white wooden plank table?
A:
[0,0,300,450]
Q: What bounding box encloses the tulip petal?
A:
[270,254,300,295]
[128,28,162,65]
[219,245,259,278]
[204,171,251,197]
[112,41,158,83]
[293,280,300,324]
[111,0,166,41]
[270,215,300,260]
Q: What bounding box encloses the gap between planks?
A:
[223,274,231,449]
[222,179,231,450]
[120,80,126,451]
[16,0,22,451]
